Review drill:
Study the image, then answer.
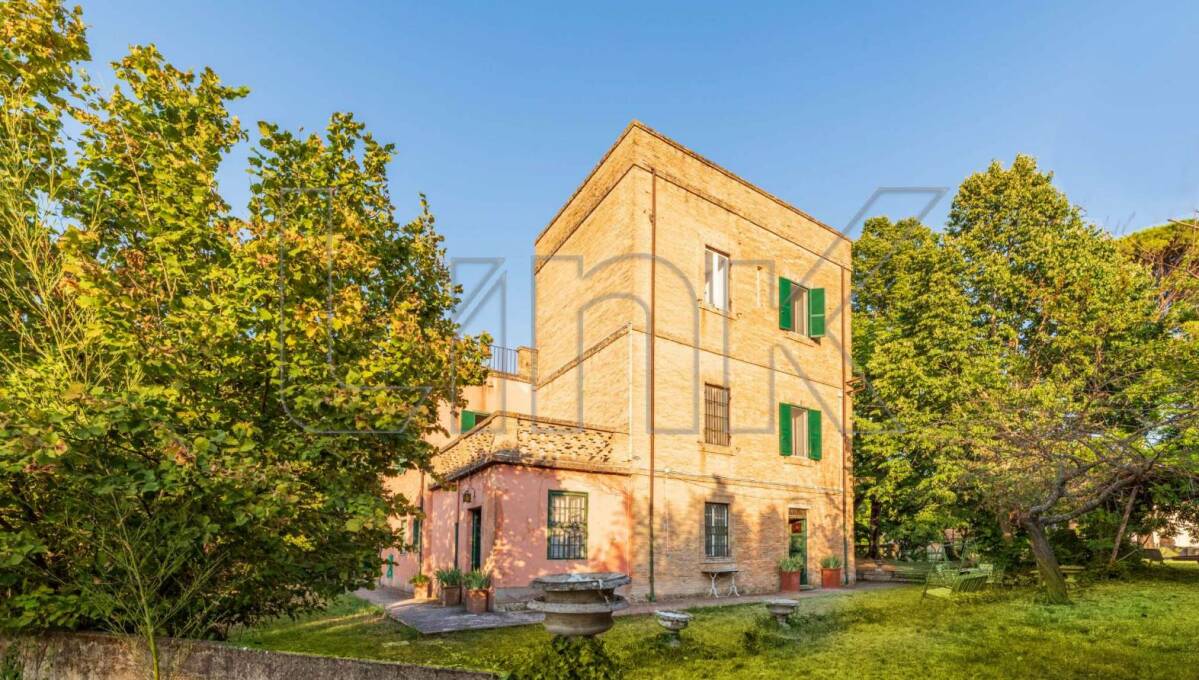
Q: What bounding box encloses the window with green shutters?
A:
[778,403,822,461]
[778,277,825,339]
[460,409,487,433]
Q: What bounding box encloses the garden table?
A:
[701,565,740,598]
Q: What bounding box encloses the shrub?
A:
[820,555,843,569]
[409,574,430,586]
[435,568,463,587]
[507,635,622,680]
[778,556,805,572]
[464,570,492,590]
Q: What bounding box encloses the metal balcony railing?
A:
[488,344,520,376]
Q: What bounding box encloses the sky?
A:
[77,1,1199,347]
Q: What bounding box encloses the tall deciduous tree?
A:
[853,156,1198,603]
[0,0,488,646]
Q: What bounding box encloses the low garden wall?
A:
[0,632,496,680]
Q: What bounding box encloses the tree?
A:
[944,156,1196,603]
[853,157,1199,603]
[0,0,488,649]
[852,217,982,557]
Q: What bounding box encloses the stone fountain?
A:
[764,598,799,628]
[654,610,693,646]
[527,572,630,636]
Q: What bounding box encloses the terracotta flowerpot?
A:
[440,585,462,607]
[424,582,433,599]
[821,567,842,589]
[465,588,489,614]
[779,570,802,592]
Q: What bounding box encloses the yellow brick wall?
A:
[533,123,855,598]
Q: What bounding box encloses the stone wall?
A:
[0,633,495,680]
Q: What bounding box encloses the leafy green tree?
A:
[0,0,488,648]
[852,216,982,557]
[854,157,1198,603]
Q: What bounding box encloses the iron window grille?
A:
[705,502,731,558]
[704,384,731,446]
[547,490,588,560]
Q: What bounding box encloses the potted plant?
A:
[820,555,843,589]
[435,567,463,606]
[463,569,492,614]
[778,555,804,592]
[409,573,432,599]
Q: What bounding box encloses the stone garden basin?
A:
[527,572,630,637]
[764,598,799,627]
[654,610,693,646]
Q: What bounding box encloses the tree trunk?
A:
[868,499,882,560]
[1108,485,1140,569]
[1021,517,1069,604]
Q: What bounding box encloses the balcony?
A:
[487,344,534,380]
[431,411,629,484]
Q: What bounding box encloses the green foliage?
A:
[434,567,463,587]
[463,569,492,590]
[508,636,622,680]
[777,556,804,572]
[0,0,487,638]
[852,155,1199,602]
[408,573,430,586]
[234,565,1199,678]
[819,554,842,569]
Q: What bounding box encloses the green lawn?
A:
[229,563,1199,679]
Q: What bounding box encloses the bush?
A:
[820,555,843,569]
[464,570,492,590]
[778,556,804,572]
[507,635,622,680]
[435,568,463,587]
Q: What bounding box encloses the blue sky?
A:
[78,1,1199,346]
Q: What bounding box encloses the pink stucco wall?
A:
[379,464,631,596]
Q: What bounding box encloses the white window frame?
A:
[791,408,808,458]
[704,247,730,312]
[789,284,809,335]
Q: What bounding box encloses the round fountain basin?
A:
[529,572,631,636]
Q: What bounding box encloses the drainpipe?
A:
[840,265,850,584]
[418,470,426,574]
[648,170,658,601]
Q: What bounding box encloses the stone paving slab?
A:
[355,587,543,634]
[356,581,902,635]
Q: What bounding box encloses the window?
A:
[783,282,809,335]
[778,277,825,338]
[704,502,731,558]
[704,384,731,446]
[547,491,587,559]
[705,248,730,311]
[779,404,822,460]
[412,517,422,554]
[791,407,808,458]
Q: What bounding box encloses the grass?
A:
[228,563,1199,679]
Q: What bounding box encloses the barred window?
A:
[547,491,588,560]
[705,502,731,558]
[704,384,731,446]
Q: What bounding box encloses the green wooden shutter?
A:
[807,408,822,460]
[778,277,793,330]
[461,410,481,432]
[779,403,792,456]
[808,288,825,338]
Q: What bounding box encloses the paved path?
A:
[355,586,543,634]
[355,581,902,635]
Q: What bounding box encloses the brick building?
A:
[379,121,855,604]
